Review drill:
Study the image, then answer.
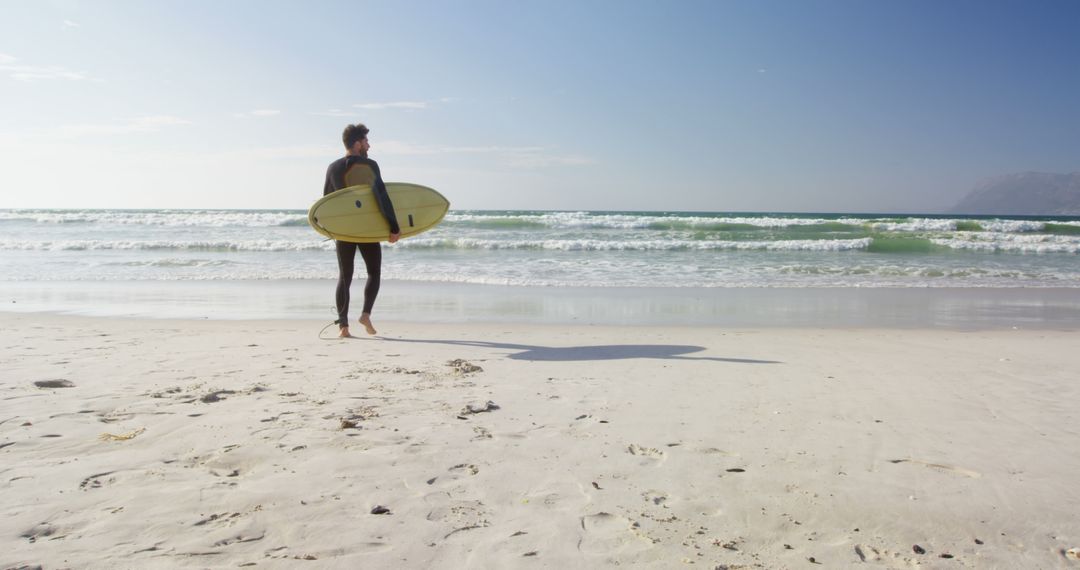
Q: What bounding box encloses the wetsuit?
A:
[323,156,401,326]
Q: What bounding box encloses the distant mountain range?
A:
[948,172,1080,216]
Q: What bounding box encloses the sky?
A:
[1,0,1078,213]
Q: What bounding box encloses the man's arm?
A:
[369,162,401,238]
[324,158,344,196]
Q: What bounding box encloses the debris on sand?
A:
[201,390,237,403]
[447,359,483,374]
[99,427,146,441]
[460,400,500,415]
[34,380,75,389]
[339,406,377,429]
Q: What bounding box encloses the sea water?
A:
[2,209,1079,324]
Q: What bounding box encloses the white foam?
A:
[933,234,1080,254]
[446,211,868,230]
[868,219,957,232]
[0,210,306,227]
[398,237,873,252]
[978,220,1047,233]
[0,239,333,252]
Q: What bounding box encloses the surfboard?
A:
[308,183,450,243]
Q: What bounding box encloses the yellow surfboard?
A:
[308,182,450,243]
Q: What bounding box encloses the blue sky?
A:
[1,0,1077,212]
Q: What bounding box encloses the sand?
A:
[3,312,1080,569]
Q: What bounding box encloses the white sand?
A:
[3,313,1080,569]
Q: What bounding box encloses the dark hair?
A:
[342,123,369,148]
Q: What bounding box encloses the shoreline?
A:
[2,280,1080,330]
[2,313,1079,567]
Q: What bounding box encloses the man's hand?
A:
[388,232,401,244]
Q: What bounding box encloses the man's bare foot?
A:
[359,313,377,335]
[338,326,352,338]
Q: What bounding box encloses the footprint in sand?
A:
[20,522,60,543]
[627,444,666,465]
[212,530,265,547]
[98,411,137,424]
[578,512,654,556]
[428,464,480,487]
[696,446,738,457]
[181,444,250,479]
[855,544,920,566]
[855,544,882,562]
[888,459,981,478]
[426,499,491,539]
[642,490,669,506]
[79,471,118,490]
[448,463,480,477]
[353,541,392,553]
[193,512,243,527]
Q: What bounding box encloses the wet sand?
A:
[4,280,1080,329]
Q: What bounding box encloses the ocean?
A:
[2,208,1079,325]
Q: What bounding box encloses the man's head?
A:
[343,123,370,156]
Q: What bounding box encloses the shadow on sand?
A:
[381,337,781,364]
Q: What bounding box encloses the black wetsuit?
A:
[323,155,401,326]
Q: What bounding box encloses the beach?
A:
[3,208,1080,568]
[5,0,1080,566]
[4,309,1080,569]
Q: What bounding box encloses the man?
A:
[323,123,400,338]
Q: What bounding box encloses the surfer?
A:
[323,123,400,337]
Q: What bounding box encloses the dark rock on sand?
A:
[34,380,75,388]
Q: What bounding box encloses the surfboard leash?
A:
[318,320,340,340]
[318,305,342,340]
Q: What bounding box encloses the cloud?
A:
[377,140,595,168]
[375,141,537,156]
[221,145,332,160]
[309,108,356,117]
[52,115,191,138]
[352,101,428,111]
[234,109,282,118]
[0,54,91,82]
[63,20,80,29]
[312,98,453,116]
[505,152,595,168]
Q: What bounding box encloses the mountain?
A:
[948,172,1080,215]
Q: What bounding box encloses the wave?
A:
[866,236,941,254]
[1044,222,1080,236]
[397,237,876,251]
[13,264,1072,287]
[0,210,308,228]
[0,239,334,252]
[100,259,242,268]
[931,234,1080,254]
[5,208,1079,237]
[3,232,1077,254]
[771,264,1050,280]
[445,213,1077,236]
[445,212,875,231]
